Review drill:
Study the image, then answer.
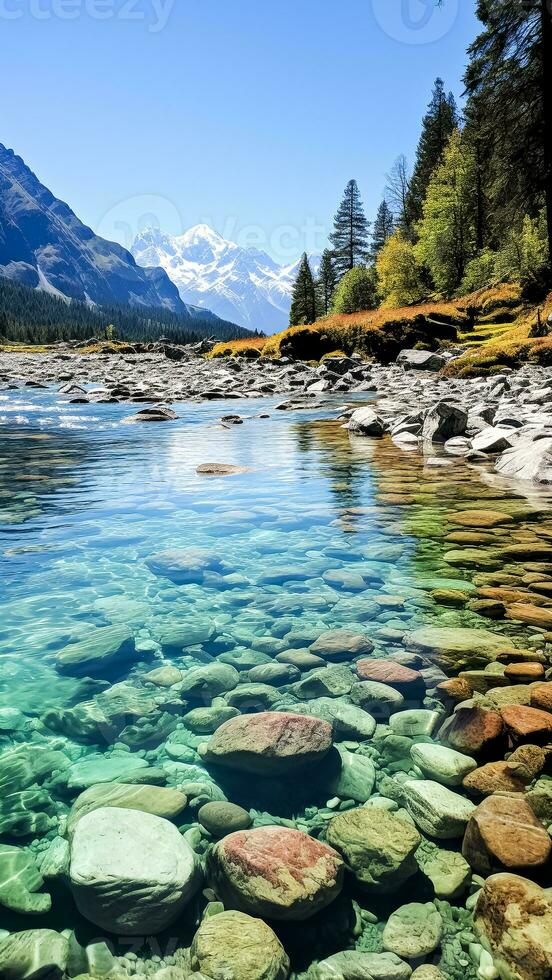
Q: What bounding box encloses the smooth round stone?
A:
[190,910,289,980]
[67,783,188,833]
[383,902,443,960]
[388,710,440,737]
[198,802,252,838]
[315,951,413,980]
[404,780,476,839]
[327,807,420,893]
[350,682,404,720]
[182,706,240,734]
[323,747,376,803]
[67,755,150,790]
[410,744,477,787]
[199,712,333,776]
[143,666,183,688]
[275,649,326,670]
[310,629,374,662]
[305,698,377,739]
[69,807,201,935]
[247,663,300,686]
[208,826,344,920]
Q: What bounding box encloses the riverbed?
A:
[1,383,551,979]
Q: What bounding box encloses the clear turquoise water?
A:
[0,389,431,716]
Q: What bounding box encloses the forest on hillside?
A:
[0,276,256,346]
[291,0,552,325]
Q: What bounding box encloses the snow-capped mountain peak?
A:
[132,224,319,334]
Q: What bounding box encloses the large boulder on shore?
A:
[326,807,420,893]
[190,910,290,980]
[422,401,467,445]
[495,435,552,485]
[345,407,385,436]
[198,711,333,776]
[475,873,552,980]
[69,807,200,935]
[208,826,344,920]
[397,349,446,371]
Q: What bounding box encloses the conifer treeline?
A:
[0,276,256,345]
[290,1,552,325]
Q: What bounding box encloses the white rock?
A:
[410,744,477,787]
[69,807,200,935]
[495,435,552,484]
[404,780,476,838]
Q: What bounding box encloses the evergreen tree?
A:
[370,200,395,262]
[415,129,479,294]
[406,78,458,228]
[316,249,338,316]
[329,179,371,278]
[289,254,317,326]
[332,267,377,315]
[464,0,552,284]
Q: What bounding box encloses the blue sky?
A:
[1,0,480,263]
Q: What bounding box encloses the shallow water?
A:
[0,388,544,715]
[1,386,551,971]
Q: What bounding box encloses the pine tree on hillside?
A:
[370,200,395,262]
[289,254,317,326]
[464,0,552,284]
[316,249,338,316]
[406,78,458,229]
[329,179,371,278]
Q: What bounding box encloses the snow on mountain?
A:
[132,225,320,334]
[0,142,190,315]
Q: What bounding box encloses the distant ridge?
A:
[133,224,320,335]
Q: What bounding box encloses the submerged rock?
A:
[198,801,252,837]
[326,807,420,893]
[315,950,413,979]
[405,626,516,672]
[69,807,201,935]
[146,547,226,583]
[198,711,333,775]
[310,629,374,661]
[55,625,136,676]
[67,782,188,832]
[462,795,551,873]
[0,845,51,914]
[383,903,443,960]
[410,743,477,787]
[208,825,344,921]
[404,780,476,839]
[190,910,290,979]
[0,929,68,980]
[475,873,552,980]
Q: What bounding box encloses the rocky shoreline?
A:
[2,346,552,484]
[0,348,552,980]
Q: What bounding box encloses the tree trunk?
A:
[541,0,552,283]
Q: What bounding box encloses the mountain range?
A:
[132,225,319,334]
[0,142,223,327]
[0,140,314,336]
